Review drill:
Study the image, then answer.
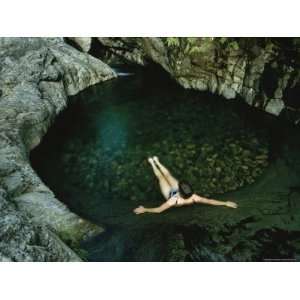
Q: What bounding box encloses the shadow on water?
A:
[31,66,300,261]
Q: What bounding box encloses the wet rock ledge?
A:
[73,37,300,123]
[0,38,116,261]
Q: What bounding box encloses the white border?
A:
[1,1,299,299]
[1,0,299,36]
[0,263,299,300]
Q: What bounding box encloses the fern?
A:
[189,46,201,54]
[166,37,180,48]
[165,37,218,55]
[229,41,239,50]
[186,37,198,44]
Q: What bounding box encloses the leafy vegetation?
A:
[165,37,241,56]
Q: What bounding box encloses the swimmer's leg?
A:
[148,157,171,200]
[153,156,179,189]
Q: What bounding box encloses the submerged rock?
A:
[0,37,116,261]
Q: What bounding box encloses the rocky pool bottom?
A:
[31,67,300,261]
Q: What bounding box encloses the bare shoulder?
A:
[166,196,177,206]
[191,193,201,201]
[192,194,207,203]
[181,195,194,205]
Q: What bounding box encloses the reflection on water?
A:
[97,107,129,156]
[31,67,300,261]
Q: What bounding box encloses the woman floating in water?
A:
[134,156,238,214]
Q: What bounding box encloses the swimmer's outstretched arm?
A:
[193,194,238,208]
[133,195,237,214]
[134,200,174,214]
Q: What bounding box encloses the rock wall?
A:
[0,38,116,261]
[75,37,300,123]
[0,188,80,261]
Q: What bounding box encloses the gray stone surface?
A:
[0,188,80,261]
[67,37,92,53]
[0,37,116,261]
[94,37,300,122]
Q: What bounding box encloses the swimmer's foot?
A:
[153,156,159,164]
[148,157,154,165]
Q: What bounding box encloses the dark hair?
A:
[178,181,194,199]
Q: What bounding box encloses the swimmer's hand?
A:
[226,201,238,208]
[134,206,146,214]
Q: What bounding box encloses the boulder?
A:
[0,37,116,261]
[67,37,92,53]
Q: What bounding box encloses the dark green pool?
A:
[31,66,300,261]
